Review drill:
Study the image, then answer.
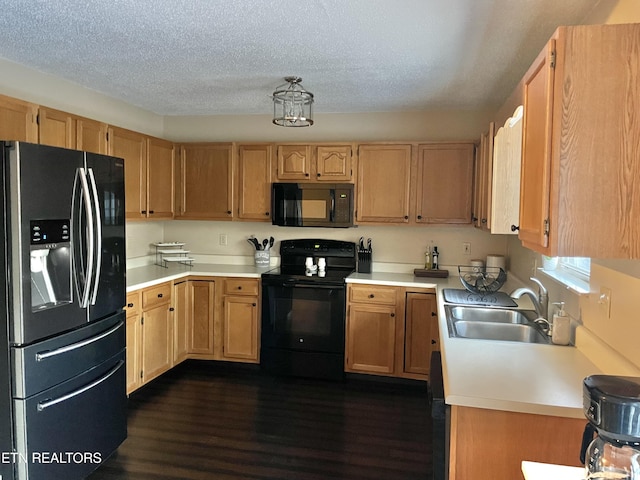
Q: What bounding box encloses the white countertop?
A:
[521,461,584,480]
[126,263,271,291]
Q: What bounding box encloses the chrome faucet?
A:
[510,277,549,321]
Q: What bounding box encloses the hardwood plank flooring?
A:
[89,361,432,480]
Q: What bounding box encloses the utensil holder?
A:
[357,249,371,273]
[254,251,270,267]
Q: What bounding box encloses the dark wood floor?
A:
[88,361,433,480]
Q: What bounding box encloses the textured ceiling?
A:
[0,0,603,116]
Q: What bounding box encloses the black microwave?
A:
[271,183,354,227]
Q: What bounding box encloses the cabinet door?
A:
[76,117,108,154]
[404,293,437,376]
[173,281,189,365]
[472,127,494,229]
[415,143,474,224]
[519,40,555,251]
[126,313,142,394]
[178,144,233,220]
[356,144,412,223]
[237,144,272,221]
[276,144,311,180]
[0,94,38,142]
[315,145,352,181]
[147,137,175,219]
[109,126,148,220]
[222,296,259,362]
[141,303,173,384]
[346,303,397,374]
[38,107,75,149]
[188,280,215,355]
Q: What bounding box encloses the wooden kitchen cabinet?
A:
[415,143,474,224]
[236,143,273,221]
[448,406,585,480]
[219,278,260,363]
[519,24,640,257]
[346,284,436,380]
[124,291,142,394]
[39,106,109,154]
[356,144,412,223]
[275,143,353,182]
[172,280,189,365]
[0,94,38,142]
[187,279,216,356]
[140,282,174,385]
[472,124,494,229]
[146,136,175,219]
[404,292,439,376]
[109,126,148,220]
[176,143,234,220]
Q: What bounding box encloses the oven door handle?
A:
[278,282,343,289]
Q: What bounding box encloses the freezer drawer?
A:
[13,351,127,480]
[12,312,124,398]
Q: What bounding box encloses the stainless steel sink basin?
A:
[444,305,550,344]
[452,320,550,344]
[447,306,533,324]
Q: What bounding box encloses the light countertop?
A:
[521,461,584,480]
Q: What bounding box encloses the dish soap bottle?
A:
[432,246,439,270]
[424,248,431,269]
[551,302,570,345]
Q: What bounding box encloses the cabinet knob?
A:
[305,173,310,177]
[317,173,321,177]
[237,286,242,290]
[481,218,487,224]
[431,339,437,344]
[511,225,520,232]
[431,312,437,317]
[127,303,134,308]
[368,294,375,298]
[169,307,175,312]
[404,215,409,220]
[227,210,232,215]
[157,293,163,298]
[141,210,147,214]
[390,313,395,317]
[472,216,478,222]
[417,215,422,220]
[252,303,256,307]
[265,212,270,216]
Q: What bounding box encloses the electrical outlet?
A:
[462,242,471,255]
[219,233,228,246]
[598,286,612,320]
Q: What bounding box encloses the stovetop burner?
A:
[442,288,517,307]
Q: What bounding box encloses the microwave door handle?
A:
[87,167,102,305]
[78,168,95,308]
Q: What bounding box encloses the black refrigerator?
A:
[0,142,127,480]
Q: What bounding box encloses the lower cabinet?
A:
[345,284,438,380]
[219,278,260,363]
[140,282,174,385]
[124,291,142,394]
[187,279,216,356]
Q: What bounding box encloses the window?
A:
[558,257,591,280]
[540,256,590,294]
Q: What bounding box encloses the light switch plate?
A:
[599,286,612,320]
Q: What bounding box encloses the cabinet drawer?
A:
[142,282,172,309]
[349,285,397,305]
[224,278,259,296]
[124,291,140,316]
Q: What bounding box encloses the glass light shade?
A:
[272,76,314,127]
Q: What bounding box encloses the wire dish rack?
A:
[458,266,506,294]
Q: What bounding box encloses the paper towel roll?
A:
[486,254,506,271]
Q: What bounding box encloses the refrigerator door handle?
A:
[35,320,123,361]
[72,167,95,308]
[87,167,102,305]
[36,359,124,411]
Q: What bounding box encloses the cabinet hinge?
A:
[141,317,144,325]
[549,50,556,69]
[543,218,550,236]
[140,370,143,379]
[35,113,40,125]
[106,131,109,142]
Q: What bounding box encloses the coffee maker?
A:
[581,375,640,479]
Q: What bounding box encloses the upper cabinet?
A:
[356,144,412,223]
[236,143,273,221]
[519,24,640,258]
[275,143,353,182]
[415,143,474,224]
[0,94,38,142]
[176,143,233,220]
[146,136,175,220]
[472,124,494,230]
[39,106,108,154]
[109,126,148,220]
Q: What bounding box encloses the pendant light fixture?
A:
[272,76,314,127]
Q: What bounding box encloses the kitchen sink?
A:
[444,305,551,344]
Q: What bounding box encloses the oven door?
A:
[262,281,346,353]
